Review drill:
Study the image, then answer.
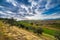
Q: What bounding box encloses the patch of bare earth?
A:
[43,26,60,31]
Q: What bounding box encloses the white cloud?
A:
[6,0,17,6]
[0,0,60,20]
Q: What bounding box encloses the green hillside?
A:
[0,18,60,40]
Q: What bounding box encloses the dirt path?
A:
[9,26,43,40]
[6,26,56,40]
[43,26,60,31]
[40,33,56,40]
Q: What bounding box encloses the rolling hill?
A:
[0,18,58,40]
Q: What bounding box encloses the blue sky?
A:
[0,0,60,20]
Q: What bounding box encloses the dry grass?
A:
[0,20,56,40]
[0,21,42,40]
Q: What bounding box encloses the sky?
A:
[0,0,60,20]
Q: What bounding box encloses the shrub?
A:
[54,32,60,40]
[36,24,39,26]
[34,27,43,35]
[30,23,33,25]
[19,24,25,28]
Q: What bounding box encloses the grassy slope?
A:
[26,20,60,35]
[0,20,43,40]
[0,19,56,40]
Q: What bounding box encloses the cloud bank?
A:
[0,0,60,20]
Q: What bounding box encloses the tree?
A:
[6,17,16,26]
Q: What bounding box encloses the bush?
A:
[19,24,25,28]
[34,27,43,35]
[54,32,60,40]
[30,23,33,25]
